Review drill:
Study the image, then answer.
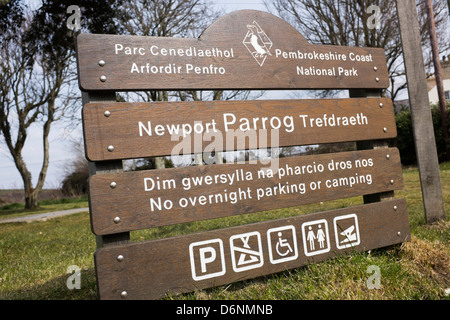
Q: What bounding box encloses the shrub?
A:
[60,162,89,197]
[393,103,450,165]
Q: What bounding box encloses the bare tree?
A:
[116,0,220,102]
[114,0,218,167]
[425,0,449,160]
[117,0,261,104]
[116,0,266,167]
[0,0,119,208]
[266,0,450,101]
[0,6,75,208]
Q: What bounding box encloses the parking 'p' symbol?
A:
[189,239,226,281]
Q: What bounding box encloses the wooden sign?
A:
[89,148,403,235]
[83,97,396,161]
[76,9,410,300]
[95,199,410,300]
[76,10,389,91]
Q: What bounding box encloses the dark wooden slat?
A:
[76,9,411,302]
[94,199,410,300]
[89,148,403,235]
[83,97,396,161]
[76,10,389,91]
[82,91,131,248]
[350,89,395,204]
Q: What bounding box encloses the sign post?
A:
[396,0,446,223]
[76,10,410,299]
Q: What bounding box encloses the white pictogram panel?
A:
[230,231,264,272]
[334,214,361,249]
[189,239,226,281]
[267,225,298,264]
[301,219,330,256]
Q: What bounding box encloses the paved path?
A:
[0,207,89,224]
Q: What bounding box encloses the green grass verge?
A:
[0,165,448,300]
[0,196,88,220]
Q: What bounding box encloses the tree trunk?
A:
[425,0,450,161]
[25,191,38,210]
[10,100,54,210]
[16,159,38,209]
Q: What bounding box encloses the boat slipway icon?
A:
[340,225,357,244]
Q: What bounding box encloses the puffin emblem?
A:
[243,21,273,67]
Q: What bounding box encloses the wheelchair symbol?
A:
[267,226,298,264]
[276,232,293,256]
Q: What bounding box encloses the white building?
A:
[427,55,450,105]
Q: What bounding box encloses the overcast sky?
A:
[0,0,272,190]
[0,0,416,190]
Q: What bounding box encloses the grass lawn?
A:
[0,196,89,220]
[0,164,448,300]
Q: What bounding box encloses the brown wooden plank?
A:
[94,198,410,300]
[76,10,389,91]
[83,97,396,161]
[82,92,131,252]
[89,148,403,235]
[350,89,395,205]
